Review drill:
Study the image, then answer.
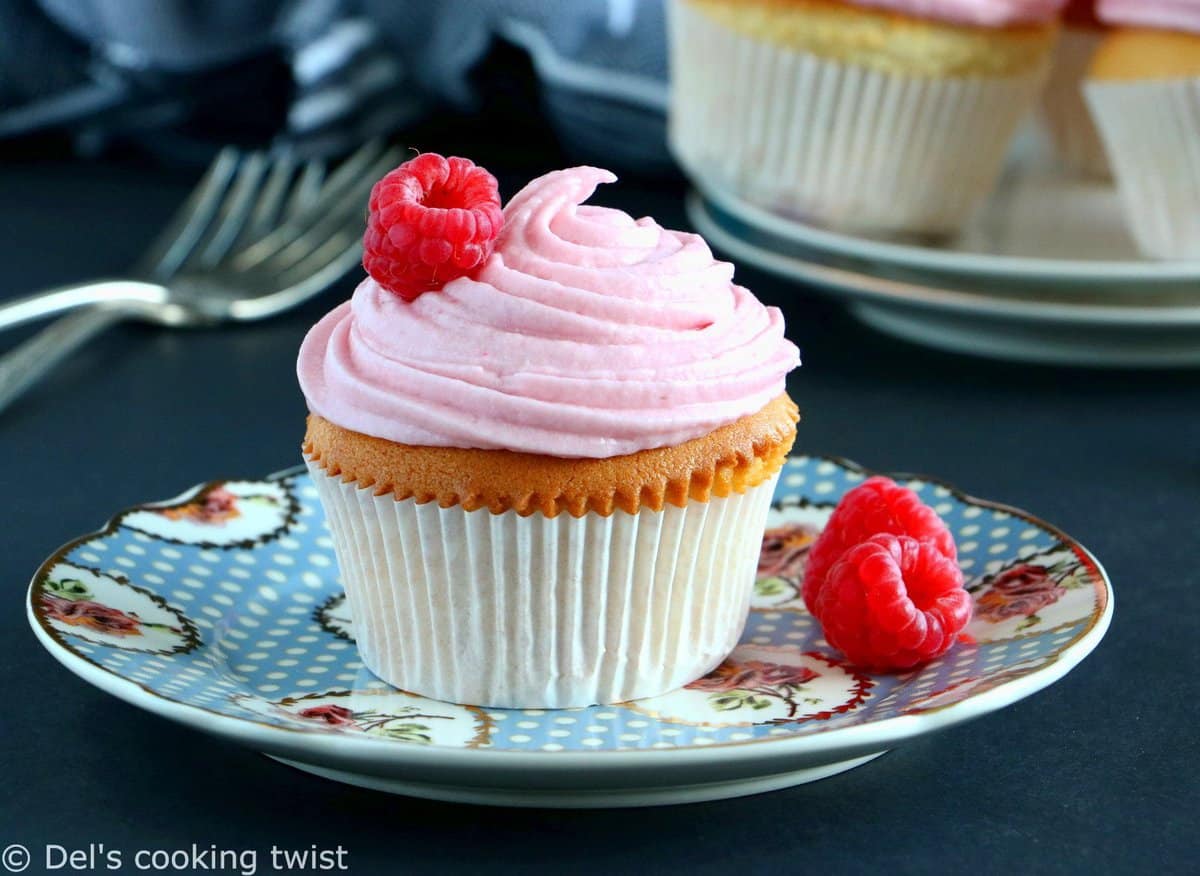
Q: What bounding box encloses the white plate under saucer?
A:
[28,457,1112,807]
[689,192,1200,368]
[694,167,1200,290]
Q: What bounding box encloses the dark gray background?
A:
[1,123,1197,874]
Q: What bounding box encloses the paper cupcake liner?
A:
[668,0,1049,235]
[1085,77,1200,259]
[1039,28,1110,179]
[307,460,780,709]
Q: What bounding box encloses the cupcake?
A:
[1039,0,1111,177]
[668,0,1065,236]
[1085,1,1200,259]
[298,153,800,709]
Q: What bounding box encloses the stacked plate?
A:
[687,156,1200,367]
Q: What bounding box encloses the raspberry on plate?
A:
[813,534,972,672]
[363,153,503,301]
[803,476,957,611]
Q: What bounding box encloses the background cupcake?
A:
[1039,0,1111,177]
[668,0,1065,236]
[299,155,801,709]
[1085,1,1200,259]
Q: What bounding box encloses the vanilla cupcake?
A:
[669,0,1065,236]
[298,155,800,709]
[1039,0,1111,177]
[1085,1,1200,258]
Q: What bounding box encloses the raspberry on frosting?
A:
[363,153,503,301]
[803,476,957,612]
[813,534,972,671]
[1062,0,1101,26]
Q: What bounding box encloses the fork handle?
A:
[0,280,165,332]
[0,307,128,415]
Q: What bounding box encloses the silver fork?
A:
[0,140,401,414]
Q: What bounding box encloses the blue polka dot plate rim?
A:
[27,456,1112,808]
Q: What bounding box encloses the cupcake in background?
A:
[299,154,800,709]
[1039,0,1111,178]
[668,0,1065,237]
[1085,1,1200,259]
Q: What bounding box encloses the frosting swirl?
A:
[1097,0,1200,33]
[848,0,1066,26]
[298,166,799,459]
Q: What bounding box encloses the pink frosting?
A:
[847,0,1066,26]
[298,167,800,459]
[1097,0,1200,33]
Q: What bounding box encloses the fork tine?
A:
[256,176,376,275]
[241,151,298,241]
[190,151,271,269]
[283,158,326,220]
[274,226,362,286]
[275,139,379,225]
[134,147,240,279]
[228,236,364,322]
[268,147,398,266]
[248,148,398,273]
[312,139,385,203]
[278,237,364,300]
[231,145,400,273]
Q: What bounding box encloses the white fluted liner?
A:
[1086,77,1200,259]
[667,0,1048,235]
[1039,28,1110,179]
[306,461,779,708]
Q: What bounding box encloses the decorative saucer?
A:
[28,457,1112,808]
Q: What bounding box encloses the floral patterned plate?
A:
[27,457,1112,808]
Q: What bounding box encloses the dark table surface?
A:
[2,131,1197,875]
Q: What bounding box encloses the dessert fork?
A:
[0,140,401,414]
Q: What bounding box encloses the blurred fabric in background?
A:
[0,0,672,172]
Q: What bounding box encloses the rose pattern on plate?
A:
[759,522,821,579]
[296,704,356,726]
[156,486,242,525]
[752,504,834,610]
[35,562,198,655]
[119,480,297,547]
[232,690,491,747]
[686,659,822,716]
[976,564,1067,624]
[293,701,449,744]
[754,521,822,608]
[627,645,873,727]
[967,547,1098,641]
[42,593,144,637]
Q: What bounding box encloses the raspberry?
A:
[813,534,972,671]
[363,153,503,301]
[803,476,956,611]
